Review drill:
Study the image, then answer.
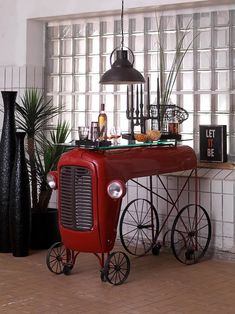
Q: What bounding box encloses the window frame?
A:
[45,6,235,161]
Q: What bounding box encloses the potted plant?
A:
[156,16,197,131]
[16,89,70,248]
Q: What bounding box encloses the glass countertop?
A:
[57,136,192,151]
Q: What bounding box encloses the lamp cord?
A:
[121,0,124,49]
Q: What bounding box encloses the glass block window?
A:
[45,7,235,161]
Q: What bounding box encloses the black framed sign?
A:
[199,125,227,162]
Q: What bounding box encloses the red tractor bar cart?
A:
[46,142,211,285]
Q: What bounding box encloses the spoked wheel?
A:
[46,242,73,274]
[171,204,211,265]
[119,198,159,256]
[103,252,130,285]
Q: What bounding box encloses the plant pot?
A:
[30,208,61,250]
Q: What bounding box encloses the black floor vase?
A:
[0,91,17,253]
[9,131,31,257]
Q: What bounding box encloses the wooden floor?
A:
[0,246,235,313]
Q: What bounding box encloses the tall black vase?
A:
[9,131,31,257]
[0,91,17,253]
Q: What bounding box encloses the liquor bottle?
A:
[168,110,179,135]
[98,103,107,140]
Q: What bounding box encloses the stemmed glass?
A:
[109,127,122,145]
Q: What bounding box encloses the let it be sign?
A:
[199,125,227,162]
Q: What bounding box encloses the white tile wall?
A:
[214,221,222,238]
[214,236,223,250]
[223,194,234,222]
[137,176,148,187]
[189,191,196,204]
[178,190,189,209]
[214,170,232,180]
[226,172,235,181]
[137,185,148,200]
[189,177,197,191]
[178,176,189,190]
[12,66,20,89]
[0,67,5,88]
[5,66,13,88]
[223,222,234,238]
[211,180,222,193]
[0,64,44,131]
[212,193,223,221]
[200,192,211,211]
[223,237,234,251]
[199,178,211,192]
[157,187,168,213]
[197,168,211,177]
[167,176,177,190]
[0,65,43,91]
[167,189,178,213]
[223,180,234,194]
[19,66,27,90]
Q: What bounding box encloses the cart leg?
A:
[97,253,107,282]
[149,176,163,256]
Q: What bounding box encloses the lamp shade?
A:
[100,49,145,85]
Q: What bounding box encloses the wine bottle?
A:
[98,103,107,140]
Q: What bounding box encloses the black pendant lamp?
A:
[99,1,145,85]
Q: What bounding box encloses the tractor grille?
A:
[60,166,93,231]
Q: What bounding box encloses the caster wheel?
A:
[100,270,107,282]
[63,264,73,275]
[152,243,161,256]
[185,249,195,261]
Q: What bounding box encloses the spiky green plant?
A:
[36,120,70,211]
[15,88,59,211]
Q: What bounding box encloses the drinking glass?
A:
[90,122,99,141]
[78,126,89,140]
[109,127,122,145]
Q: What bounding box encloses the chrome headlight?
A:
[107,180,126,199]
[47,172,57,189]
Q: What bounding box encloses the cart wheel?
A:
[171,204,211,265]
[46,242,72,274]
[119,198,159,256]
[103,252,130,285]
